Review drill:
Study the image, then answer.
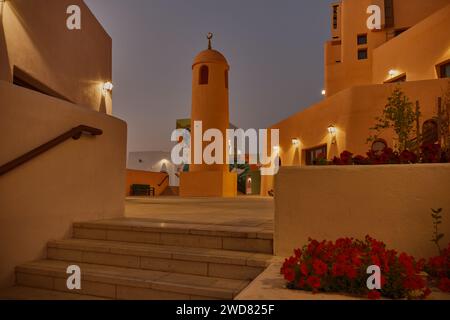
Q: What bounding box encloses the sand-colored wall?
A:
[0,0,112,113]
[372,4,450,84]
[260,79,450,196]
[125,169,169,197]
[325,0,450,97]
[274,164,450,259]
[0,81,127,288]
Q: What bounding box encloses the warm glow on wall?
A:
[328,125,337,145]
[321,89,326,96]
[327,125,337,135]
[102,81,114,94]
[388,69,398,77]
[291,138,300,146]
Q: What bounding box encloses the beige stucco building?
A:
[261,0,450,196]
[0,0,126,288]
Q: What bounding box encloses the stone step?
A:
[16,260,250,300]
[48,239,273,280]
[73,219,273,254]
[0,286,104,300]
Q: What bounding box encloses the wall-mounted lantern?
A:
[388,69,398,78]
[102,82,114,95]
[328,125,337,145]
[291,138,300,147]
[321,89,326,96]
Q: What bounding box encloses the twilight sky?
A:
[85,0,335,152]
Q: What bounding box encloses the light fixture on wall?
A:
[102,82,114,94]
[388,69,398,78]
[273,146,280,154]
[321,89,326,96]
[328,125,337,145]
[291,138,300,147]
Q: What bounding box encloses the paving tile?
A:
[0,286,105,300]
[222,237,273,254]
[106,230,160,244]
[116,285,189,300]
[82,251,140,268]
[73,227,107,240]
[16,273,54,290]
[140,257,208,276]
[160,233,222,249]
[47,248,83,262]
[208,263,263,280]
[53,278,116,299]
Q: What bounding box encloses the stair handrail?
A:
[0,125,103,176]
[157,174,170,187]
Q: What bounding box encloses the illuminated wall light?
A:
[328,125,337,145]
[291,138,300,146]
[321,89,326,96]
[273,146,280,154]
[102,81,114,94]
[388,69,398,77]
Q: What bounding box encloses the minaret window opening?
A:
[199,65,209,85]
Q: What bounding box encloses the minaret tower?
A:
[179,33,237,197]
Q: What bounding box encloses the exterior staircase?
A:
[3,219,274,300]
[161,186,179,196]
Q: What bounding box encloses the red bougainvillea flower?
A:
[438,278,450,293]
[283,268,296,282]
[403,275,426,291]
[399,150,418,164]
[281,237,432,299]
[345,266,358,280]
[312,259,328,276]
[306,276,321,290]
[368,290,381,300]
[300,263,309,276]
[297,278,306,289]
[331,263,346,277]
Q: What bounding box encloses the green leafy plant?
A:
[368,87,420,151]
[431,208,444,254]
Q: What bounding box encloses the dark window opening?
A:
[12,66,71,102]
[305,145,327,166]
[439,62,450,78]
[358,49,368,60]
[225,70,229,89]
[357,34,367,45]
[384,0,394,28]
[199,65,209,85]
[332,5,338,30]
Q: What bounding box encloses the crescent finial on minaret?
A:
[207,32,213,50]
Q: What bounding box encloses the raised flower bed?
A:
[281,236,450,300]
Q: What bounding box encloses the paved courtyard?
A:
[124,196,274,233]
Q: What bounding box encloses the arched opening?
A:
[199,65,209,85]
[422,120,438,145]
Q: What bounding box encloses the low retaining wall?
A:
[126,169,169,196]
[275,164,450,259]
